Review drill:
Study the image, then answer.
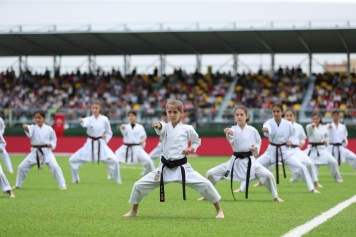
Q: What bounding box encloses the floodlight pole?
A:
[347,52,350,76]
[124,55,131,76]
[309,53,312,77]
[233,53,238,76]
[19,55,22,76]
[271,53,275,76]
[53,56,61,77]
[196,54,202,73]
[160,54,166,77]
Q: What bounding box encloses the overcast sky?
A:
[1,0,355,75]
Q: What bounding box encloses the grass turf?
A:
[0,156,355,236]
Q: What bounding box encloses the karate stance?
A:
[304,112,343,182]
[253,103,319,194]
[0,117,13,174]
[124,99,224,218]
[199,105,283,202]
[69,100,121,184]
[327,110,356,171]
[0,133,15,198]
[13,110,66,190]
[285,109,322,188]
[115,111,154,176]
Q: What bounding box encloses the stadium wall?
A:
[6,137,356,156]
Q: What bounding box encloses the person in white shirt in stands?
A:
[327,109,356,172]
[0,117,13,174]
[123,99,224,218]
[115,111,154,176]
[69,100,121,184]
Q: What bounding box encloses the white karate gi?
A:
[305,123,342,182]
[69,115,121,184]
[15,124,66,188]
[256,118,315,191]
[289,122,319,183]
[0,117,13,173]
[206,125,278,199]
[327,122,356,171]
[0,134,11,194]
[115,123,154,175]
[128,122,221,204]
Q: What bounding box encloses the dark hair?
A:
[128,111,137,117]
[284,108,296,116]
[331,109,340,115]
[311,112,324,125]
[161,111,167,116]
[271,102,284,112]
[34,110,46,119]
[233,105,249,123]
[91,100,103,114]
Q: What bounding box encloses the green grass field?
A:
[1,156,355,237]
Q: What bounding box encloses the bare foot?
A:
[9,172,14,174]
[215,211,225,219]
[197,197,206,201]
[253,181,262,187]
[72,181,79,184]
[12,186,19,189]
[274,197,284,202]
[315,182,323,188]
[8,190,15,198]
[60,187,67,190]
[289,179,298,183]
[107,177,113,180]
[311,189,320,194]
[336,179,343,183]
[233,189,242,193]
[123,210,137,217]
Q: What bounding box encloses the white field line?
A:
[282,195,356,237]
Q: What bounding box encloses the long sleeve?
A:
[306,124,313,137]
[25,124,34,138]
[104,118,113,143]
[253,129,262,156]
[262,120,271,138]
[49,128,57,150]
[186,125,201,152]
[140,126,147,141]
[298,126,307,145]
[154,121,167,137]
[226,132,234,145]
[343,126,348,147]
[81,117,90,127]
[0,118,5,135]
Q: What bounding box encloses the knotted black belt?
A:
[270,142,286,184]
[308,142,325,157]
[330,143,342,166]
[124,143,141,163]
[291,144,299,148]
[230,151,253,200]
[32,145,47,170]
[88,136,102,164]
[160,156,187,202]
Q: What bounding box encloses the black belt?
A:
[330,143,342,166]
[291,144,299,148]
[230,151,253,200]
[270,142,286,184]
[88,136,102,164]
[124,143,141,163]
[160,156,187,202]
[308,143,325,157]
[32,145,47,170]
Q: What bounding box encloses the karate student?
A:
[305,112,343,182]
[0,133,15,198]
[284,109,322,188]
[254,103,319,194]
[0,117,13,174]
[69,100,121,184]
[327,110,356,171]
[13,110,66,190]
[115,111,154,176]
[199,105,283,202]
[123,99,224,218]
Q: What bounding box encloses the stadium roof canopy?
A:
[0,27,355,56]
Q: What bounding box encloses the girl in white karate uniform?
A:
[13,111,66,190]
[327,110,356,171]
[0,117,13,174]
[284,109,322,188]
[253,103,319,194]
[0,133,15,198]
[305,112,342,182]
[200,105,283,202]
[115,111,154,176]
[69,100,121,184]
[124,99,224,218]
